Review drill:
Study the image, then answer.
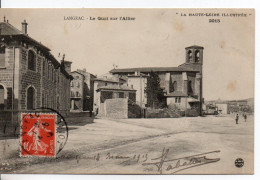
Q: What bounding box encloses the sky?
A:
[0,9,254,101]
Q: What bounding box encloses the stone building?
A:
[76,68,96,112]
[110,45,204,115]
[70,71,85,112]
[95,84,136,118]
[127,72,148,108]
[93,74,126,112]
[0,19,73,116]
[70,69,96,112]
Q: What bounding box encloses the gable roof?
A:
[0,22,50,51]
[0,21,72,80]
[0,22,23,35]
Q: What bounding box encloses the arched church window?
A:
[195,50,200,62]
[28,50,36,71]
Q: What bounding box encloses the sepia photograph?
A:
[0,8,255,174]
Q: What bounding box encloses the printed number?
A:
[209,19,220,23]
[23,142,32,151]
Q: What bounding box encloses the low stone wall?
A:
[104,98,128,119]
[145,108,184,118]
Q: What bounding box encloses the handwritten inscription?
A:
[142,148,220,174]
[71,148,220,174]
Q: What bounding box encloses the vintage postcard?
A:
[0,8,254,174]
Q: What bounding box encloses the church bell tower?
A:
[185,45,204,65]
[184,45,204,116]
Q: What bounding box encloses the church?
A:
[110,45,204,115]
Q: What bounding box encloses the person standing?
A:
[236,114,239,124]
[244,114,247,122]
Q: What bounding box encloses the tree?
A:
[145,71,165,108]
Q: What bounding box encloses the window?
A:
[195,50,200,62]
[50,65,53,80]
[57,71,60,83]
[0,44,5,67]
[170,81,177,93]
[42,60,45,76]
[119,92,124,98]
[42,93,45,107]
[188,50,192,62]
[28,50,36,71]
[175,97,181,103]
[27,86,35,110]
[77,82,80,88]
[188,80,193,94]
[53,69,56,82]
[47,63,49,78]
[0,85,4,110]
[76,91,80,97]
[57,96,60,110]
[71,82,74,87]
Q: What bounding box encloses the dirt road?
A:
[1,115,254,174]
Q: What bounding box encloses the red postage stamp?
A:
[20,113,56,157]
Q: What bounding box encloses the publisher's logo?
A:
[235,158,244,168]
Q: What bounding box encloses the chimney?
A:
[22,20,28,35]
[61,54,72,74]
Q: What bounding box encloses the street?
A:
[0,114,254,174]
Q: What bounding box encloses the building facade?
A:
[127,72,148,108]
[93,75,124,112]
[0,19,72,116]
[95,84,136,117]
[76,68,96,112]
[110,45,204,115]
[70,71,85,112]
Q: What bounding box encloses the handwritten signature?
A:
[142,148,220,174]
[58,148,221,174]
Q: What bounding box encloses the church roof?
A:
[110,66,199,74]
[185,45,204,49]
[165,91,188,97]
